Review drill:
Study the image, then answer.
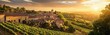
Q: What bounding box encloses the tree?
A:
[42,20,54,29]
[20,7,26,13]
[67,25,75,33]
[21,7,25,11]
[60,25,68,32]
[63,21,75,33]
[89,4,110,35]
[57,13,66,21]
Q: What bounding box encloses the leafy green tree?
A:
[42,20,54,29]
[21,7,25,11]
[89,4,110,35]
[57,13,66,21]
[67,25,75,33]
[60,25,68,32]
[63,21,75,33]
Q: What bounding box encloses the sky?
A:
[0,0,110,13]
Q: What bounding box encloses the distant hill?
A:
[72,12,100,21]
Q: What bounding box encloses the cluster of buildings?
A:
[0,12,64,28]
[0,13,29,23]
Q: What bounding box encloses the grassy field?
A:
[62,13,92,35]
[0,22,73,35]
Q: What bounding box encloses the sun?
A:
[82,0,110,11]
[91,6,100,11]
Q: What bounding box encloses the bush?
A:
[57,13,67,21]
[67,26,75,33]
[63,21,76,33]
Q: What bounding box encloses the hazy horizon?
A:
[0,0,110,14]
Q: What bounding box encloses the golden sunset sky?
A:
[0,0,110,13]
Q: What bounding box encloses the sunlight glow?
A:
[82,0,110,11]
[91,6,100,11]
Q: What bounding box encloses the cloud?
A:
[9,0,23,3]
[31,0,82,3]
[57,1,78,4]
[0,0,11,2]
[81,0,110,11]
[81,0,110,6]
[24,0,33,2]
[9,0,33,3]
[0,0,83,7]
[0,0,83,4]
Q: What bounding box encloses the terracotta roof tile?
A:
[5,13,28,16]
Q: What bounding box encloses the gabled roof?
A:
[5,13,28,16]
[0,13,5,15]
[29,16,37,18]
